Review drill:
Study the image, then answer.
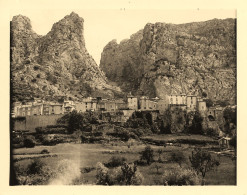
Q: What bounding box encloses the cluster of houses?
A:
[12,94,209,118]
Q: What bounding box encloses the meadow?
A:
[12,134,236,185]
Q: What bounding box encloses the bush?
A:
[105,156,127,168]
[33,65,40,70]
[229,135,236,149]
[206,128,218,137]
[27,159,46,175]
[169,151,186,167]
[23,136,36,148]
[205,99,214,107]
[162,167,200,185]
[40,149,49,154]
[140,146,154,165]
[186,111,204,135]
[96,162,143,185]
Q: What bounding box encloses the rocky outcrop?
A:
[11,12,121,102]
[100,30,143,92]
[100,19,236,104]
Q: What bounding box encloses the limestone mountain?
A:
[10,12,121,102]
[100,18,236,104]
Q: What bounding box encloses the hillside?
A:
[100,19,236,104]
[10,12,121,102]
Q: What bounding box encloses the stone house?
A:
[218,137,231,149]
[186,95,197,111]
[127,94,138,110]
[83,97,97,111]
[140,96,158,110]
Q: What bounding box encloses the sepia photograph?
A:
[6,3,240,188]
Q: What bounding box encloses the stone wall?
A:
[13,114,64,132]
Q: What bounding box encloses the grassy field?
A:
[12,135,236,185]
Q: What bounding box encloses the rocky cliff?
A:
[100,19,236,104]
[11,12,121,102]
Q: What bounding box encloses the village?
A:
[13,94,211,118]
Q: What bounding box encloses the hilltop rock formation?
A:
[100,19,236,104]
[11,12,121,102]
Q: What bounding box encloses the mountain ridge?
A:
[11,12,121,102]
[100,18,236,104]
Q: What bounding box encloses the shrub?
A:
[35,126,67,134]
[186,111,204,134]
[12,136,24,145]
[162,167,200,185]
[205,98,214,107]
[157,149,163,162]
[33,65,39,70]
[40,149,49,154]
[96,162,112,185]
[31,78,37,83]
[115,163,143,185]
[140,146,154,165]
[229,135,236,149]
[27,159,46,175]
[105,156,127,168]
[170,151,186,167]
[96,162,143,185]
[206,128,218,137]
[23,136,36,148]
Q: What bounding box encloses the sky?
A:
[10,9,236,65]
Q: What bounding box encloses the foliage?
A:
[162,167,200,185]
[170,151,186,167]
[223,107,236,134]
[202,92,207,98]
[107,127,138,141]
[105,156,127,168]
[223,107,236,125]
[96,162,143,185]
[216,100,230,107]
[186,111,204,134]
[157,149,163,162]
[205,99,214,107]
[35,126,67,134]
[23,136,36,148]
[206,128,218,137]
[189,148,220,179]
[27,159,46,175]
[160,109,172,134]
[57,110,99,133]
[40,149,49,154]
[161,107,186,133]
[229,135,236,149]
[140,146,154,165]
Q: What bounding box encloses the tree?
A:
[186,111,204,134]
[157,149,163,162]
[189,148,220,184]
[223,107,236,125]
[140,146,154,165]
[67,110,84,133]
[57,110,99,133]
[229,135,237,149]
[205,99,214,108]
[223,107,236,135]
[23,136,36,148]
[170,151,186,167]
